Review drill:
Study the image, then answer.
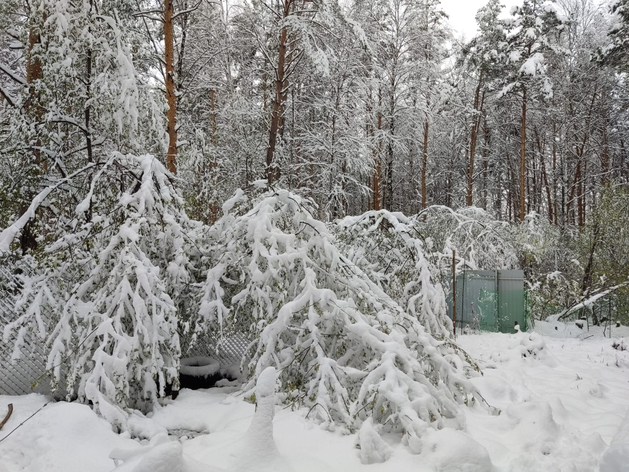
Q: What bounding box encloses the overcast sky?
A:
[441,0,523,40]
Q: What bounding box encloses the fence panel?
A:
[0,263,52,396]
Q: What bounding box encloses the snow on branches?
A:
[3,154,192,418]
[333,210,453,338]
[195,189,484,451]
[417,205,519,276]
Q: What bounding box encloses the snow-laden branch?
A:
[0,163,97,253]
[558,282,629,320]
[0,63,26,85]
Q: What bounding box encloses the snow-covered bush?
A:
[333,210,452,338]
[416,206,519,282]
[3,154,194,416]
[193,188,485,451]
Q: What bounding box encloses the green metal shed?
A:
[446,270,526,334]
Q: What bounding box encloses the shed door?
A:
[497,270,525,333]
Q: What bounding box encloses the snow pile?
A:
[600,408,629,472]
[110,433,217,472]
[2,332,629,471]
[193,189,483,453]
[0,394,139,472]
[482,332,554,366]
[421,429,493,472]
[356,418,393,464]
[458,333,626,470]
[517,332,547,359]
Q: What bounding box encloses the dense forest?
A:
[0,0,628,428]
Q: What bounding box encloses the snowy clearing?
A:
[1,330,628,472]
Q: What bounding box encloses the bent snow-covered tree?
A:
[333,210,453,338]
[417,205,519,280]
[3,154,192,417]
[194,188,484,452]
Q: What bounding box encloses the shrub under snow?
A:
[3,154,192,417]
[193,188,485,451]
[333,210,453,338]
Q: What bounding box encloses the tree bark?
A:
[373,105,382,211]
[520,87,527,221]
[467,71,484,207]
[482,118,489,211]
[422,118,428,210]
[265,0,292,184]
[165,0,178,174]
[534,128,553,223]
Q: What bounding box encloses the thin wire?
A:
[0,400,52,444]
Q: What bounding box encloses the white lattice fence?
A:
[0,261,52,396]
[181,330,251,369]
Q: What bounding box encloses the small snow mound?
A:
[356,418,393,464]
[600,408,629,472]
[423,429,494,472]
[470,376,519,406]
[111,434,220,472]
[130,441,184,472]
[506,402,559,453]
[518,332,547,359]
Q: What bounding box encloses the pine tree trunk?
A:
[373,89,383,211]
[373,110,382,211]
[266,0,292,184]
[601,121,610,186]
[165,0,177,174]
[552,121,558,225]
[520,87,527,221]
[422,119,428,210]
[482,118,489,211]
[386,115,395,210]
[467,71,484,207]
[534,128,553,223]
[26,19,44,167]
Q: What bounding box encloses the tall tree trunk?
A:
[386,115,395,210]
[552,121,558,225]
[85,48,93,163]
[601,121,610,186]
[26,17,44,167]
[520,87,527,221]
[373,107,382,211]
[534,128,553,223]
[209,89,219,223]
[482,118,489,211]
[265,0,292,184]
[164,0,177,174]
[366,94,374,211]
[19,12,47,254]
[568,161,581,225]
[467,71,484,206]
[422,118,428,210]
[578,160,586,227]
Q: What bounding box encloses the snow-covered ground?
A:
[1,328,628,472]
